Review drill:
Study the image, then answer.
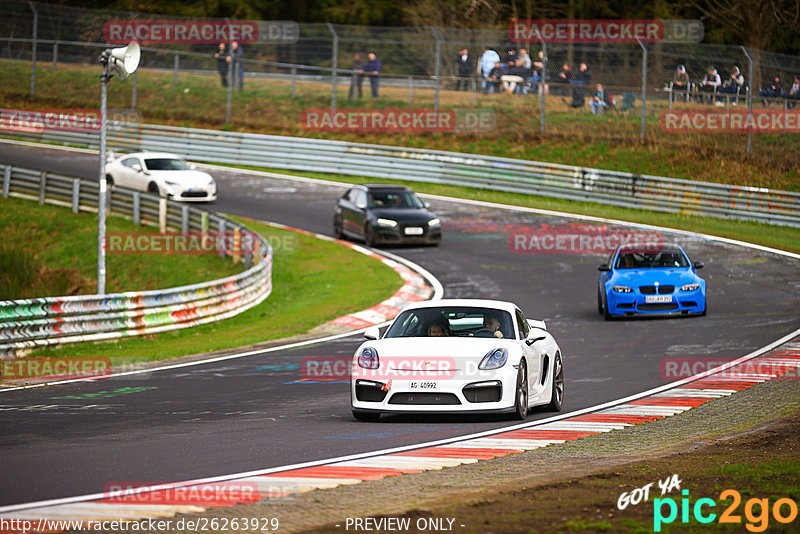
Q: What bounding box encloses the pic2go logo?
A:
[653,489,799,532]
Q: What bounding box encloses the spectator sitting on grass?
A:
[589,83,612,114]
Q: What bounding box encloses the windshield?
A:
[144,158,191,171]
[368,190,424,209]
[615,249,689,269]
[385,307,515,339]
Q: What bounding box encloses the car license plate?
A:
[404,227,423,235]
[410,381,437,389]
[645,295,672,304]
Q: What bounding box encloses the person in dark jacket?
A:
[557,64,572,96]
[349,53,364,99]
[362,53,381,97]
[455,48,473,91]
[570,62,591,107]
[788,75,799,109]
[759,74,783,105]
[227,40,244,90]
[213,42,228,87]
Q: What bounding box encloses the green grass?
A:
[227,165,800,255]
[25,217,403,367]
[1,60,799,191]
[0,196,240,298]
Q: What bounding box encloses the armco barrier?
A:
[4,122,800,227]
[0,163,273,358]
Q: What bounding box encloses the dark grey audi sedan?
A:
[333,184,442,246]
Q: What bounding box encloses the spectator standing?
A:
[455,48,473,91]
[348,53,364,99]
[570,62,591,107]
[213,42,228,87]
[557,63,572,96]
[363,52,381,98]
[699,66,721,104]
[479,47,501,93]
[227,40,244,90]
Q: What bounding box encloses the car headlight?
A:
[358,347,380,369]
[478,348,508,370]
[428,218,441,226]
[164,180,179,186]
[376,218,397,227]
[681,283,700,291]
[612,285,633,293]
[208,179,216,187]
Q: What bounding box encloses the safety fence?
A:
[0,163,273,357]
[4,122,800,228]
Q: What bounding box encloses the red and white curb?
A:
[2,334,798,531]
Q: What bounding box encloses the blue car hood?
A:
[611,268,700,286]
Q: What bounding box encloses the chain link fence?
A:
[2,1,800,155]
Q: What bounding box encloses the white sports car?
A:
[351,299,564,421]
[106,152,217,202]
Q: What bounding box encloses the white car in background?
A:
[351,299,564,421]
[106,152,217,202]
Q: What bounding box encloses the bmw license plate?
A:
[404,227,424,236]
[645,295,672,304]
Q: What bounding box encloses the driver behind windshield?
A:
[479,314,504,338]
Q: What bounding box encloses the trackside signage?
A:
[103,20,298,44]
[661,110,800,133]
[0,108,101,133]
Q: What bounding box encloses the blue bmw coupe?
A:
[597,243,706,319]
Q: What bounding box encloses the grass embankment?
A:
[1,61,798,191]
[232,165,800,255]
[24,216,403,367]
[0,196,239,299]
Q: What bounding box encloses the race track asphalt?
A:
[1,142,798,506]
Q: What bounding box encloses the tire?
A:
[333,216,344,239]
[106,175,114,187]
[363,224,375,247]
[597,287,603,315]
[147,182,160,195]
[512,360,529,420]
[602,291,612,321]
[352,410,380,422]
[546,352,564,412]
[700,297,707,317]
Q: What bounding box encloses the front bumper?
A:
[351,366,518,414]
[373,223,442,245]
[606,288,705,316]
[164,185,217,202]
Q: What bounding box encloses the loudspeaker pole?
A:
[97,53,110,295]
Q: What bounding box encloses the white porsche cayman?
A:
[351,299,564,421]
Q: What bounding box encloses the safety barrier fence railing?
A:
[0,163,273,357]
[4,122,799,228]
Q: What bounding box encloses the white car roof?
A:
[119,152,186,160]
[401,299,519,314]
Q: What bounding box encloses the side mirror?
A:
[526,329,547,346]
[598,264,611,272]
[132,163,143,172]
[693,261,704,270]
[355,201,367,210]
[364,326,380,340]
[527,319,546,330]
[189,163,197,170]
[424,201,431,209]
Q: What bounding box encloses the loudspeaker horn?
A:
[108,41,140,80]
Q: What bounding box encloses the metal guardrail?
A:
[5,122,800,228]
[0,163,273,357]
